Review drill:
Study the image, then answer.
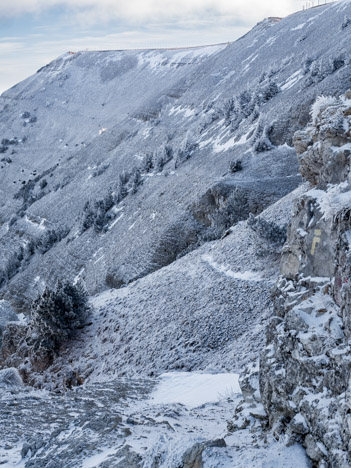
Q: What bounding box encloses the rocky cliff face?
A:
[233,92,351,467]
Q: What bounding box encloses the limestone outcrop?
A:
[233,92,351,467]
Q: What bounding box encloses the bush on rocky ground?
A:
[248,214,287,246]
[229,160,242,173]
[0,281,89,382]
[28,280,89,353]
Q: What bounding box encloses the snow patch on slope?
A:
[150,372,240,408]
[202,254,265,282]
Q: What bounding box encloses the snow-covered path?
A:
[0,372,310,468]
[202,254,266,282]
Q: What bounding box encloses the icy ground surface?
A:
[0,372,310,468]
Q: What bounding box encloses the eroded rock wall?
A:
[234,92,351,467]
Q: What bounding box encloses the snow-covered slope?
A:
[59,185,305,383]
[2,1,351,317]
[1,0,351,382]
[2,2,351,467]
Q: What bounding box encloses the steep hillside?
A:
[2,2,351,467]
[1,1,351,316]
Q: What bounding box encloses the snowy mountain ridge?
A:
[1,1,351,467]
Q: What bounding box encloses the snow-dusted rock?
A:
[241,92,351,467]
[0,367,23,387]
[238,360,261,404]
[182,442,204,468]
[181,439,226,468]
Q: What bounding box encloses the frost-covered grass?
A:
[310,95,339,123]
[82,448,124,468]
[65,213,282,383]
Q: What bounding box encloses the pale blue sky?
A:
[0,0,306,94]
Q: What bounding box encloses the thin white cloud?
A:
[0,0,300,24]
[0,42,24,52]
[0,36,25,41]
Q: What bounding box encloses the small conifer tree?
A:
[29,280,88,352]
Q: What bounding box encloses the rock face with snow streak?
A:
[237,92,351,468]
